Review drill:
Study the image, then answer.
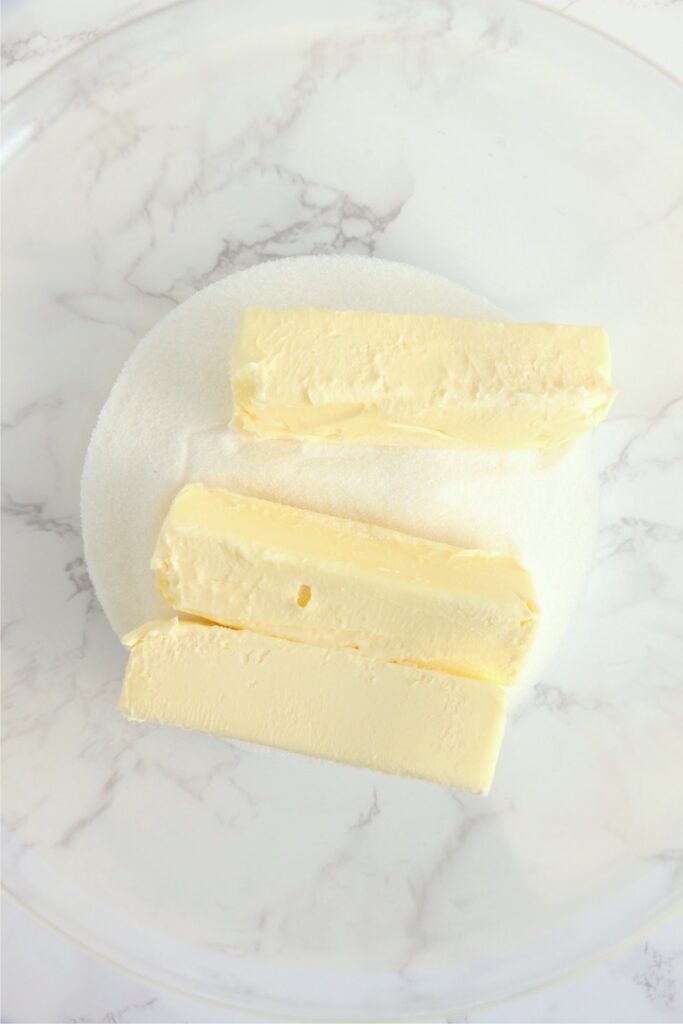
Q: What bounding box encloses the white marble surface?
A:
[4,895,683,1024]
[2,0,683,1021]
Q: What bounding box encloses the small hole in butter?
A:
[297,584,311,608]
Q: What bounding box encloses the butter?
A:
[152,484,537,685]
[120,619,507,793]
[230,307,613,448]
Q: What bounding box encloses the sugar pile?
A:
[81,255,597,688]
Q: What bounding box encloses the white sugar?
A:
[81,255,597,688]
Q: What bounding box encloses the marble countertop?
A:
[2,1,682,1021]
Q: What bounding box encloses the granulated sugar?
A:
[81,255,597,688]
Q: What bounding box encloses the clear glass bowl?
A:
[3,1,682,1018]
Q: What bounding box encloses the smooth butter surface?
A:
[120,619,507,793]
[231,307,613,449]
[153,484,538,685]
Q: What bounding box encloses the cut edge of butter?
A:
[119,618,508,794]
[230,307,614,449]
[151,484,538,686]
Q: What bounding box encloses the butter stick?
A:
[230,307,613,449]
[152,484,537,686]
[120,619,507,793]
